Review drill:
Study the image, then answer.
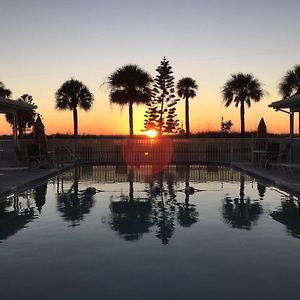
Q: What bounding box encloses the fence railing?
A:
[2,137,297,167]
[47,138,257,165]
[0,140,16,167]
[0,139,34,167]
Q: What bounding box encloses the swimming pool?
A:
[1,165,300,300]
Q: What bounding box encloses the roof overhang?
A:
[268,95,300,112]
[0,96,36,114]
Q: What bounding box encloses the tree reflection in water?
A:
[34,182,47,213]
[222,174,263,230]
[270,195,300,239]
[177,165,199,228]
[0,183,46,242]
[109,169,153,241]
[257,182,266,201]
[151,171,177,245]
[109,165,200,244]
[57,167,95,227]
[177,194,199,228]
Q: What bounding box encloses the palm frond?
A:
[222,73,264,107]
[55,78,94,111]
[176,77,198,100]
[107,64,152,106]
[0,81,12,98]
[279,65,300,98]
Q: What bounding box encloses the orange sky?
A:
[0,81,297,136]
[1,1,299,136]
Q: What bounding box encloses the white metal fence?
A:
[1,137,297,167]
[47,138,255,165]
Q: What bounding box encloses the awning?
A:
[0,96,36,141]
[268,95,300,111]
[268,94,300,140]
[0,96,36,114]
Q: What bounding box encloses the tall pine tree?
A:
[144,57,179,135]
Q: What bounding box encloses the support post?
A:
[290,110,294,163]
[290,111,294,139]
[13,113,18,144]
[299,112,300,136]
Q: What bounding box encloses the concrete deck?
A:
[0,165,72,200]
[232,163,300,197]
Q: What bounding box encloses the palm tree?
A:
[0,81,12,98]
[279,65,300,98]
[222,73,264,136]
[55,79,94,136]
[108,64,152,136]
[176,77,198,135]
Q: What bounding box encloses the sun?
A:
[145,129,158,138]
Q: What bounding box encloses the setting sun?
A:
[145,129,158,138]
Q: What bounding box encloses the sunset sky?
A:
[1,0,300,135]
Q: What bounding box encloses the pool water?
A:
[1,165,300,300]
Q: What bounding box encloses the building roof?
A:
[268,94,300,110]
[0,96,36,113]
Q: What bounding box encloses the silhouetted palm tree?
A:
[108,64,152,136]
[176,77,198,135]
[222,73,264,136]
[0,81,12,98]
[279,65,300,98]
[55,79,94,136]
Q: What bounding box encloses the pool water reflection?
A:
[1,165,300,300]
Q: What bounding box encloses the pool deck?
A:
[232,163,300,197]
[0,165,73,200]
[0,162,300,201]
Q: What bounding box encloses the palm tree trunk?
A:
[240,100,245,136]
[129,101,133,136]
[185,96,190,135]
[73,107,78,137]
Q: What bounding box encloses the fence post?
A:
[230,140,233,163]
[250,138,254,163]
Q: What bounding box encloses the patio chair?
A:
[26,144,49,168]
[268,143,300,177]
[265,142,291,169]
